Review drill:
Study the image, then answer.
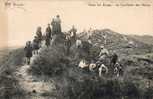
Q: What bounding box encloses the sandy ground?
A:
[14,41,57,99]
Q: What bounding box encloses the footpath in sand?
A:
[14,44,57,99]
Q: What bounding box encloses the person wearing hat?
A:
[36,26,42,44]
[24,41,33,65]
[54,15,62,33]
[51,18,56,35]
[32,36,40,55]
[45,24,52,39]
[98,46,109,62]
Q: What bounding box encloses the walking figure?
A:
[24,41,33,65]
[36,26,43,46]
[32,36,40,55]
[45,35,51,47]
[45,24,52,39]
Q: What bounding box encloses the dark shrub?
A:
[30,44,68,76]
[122,81,141,98]
[144,87,153,99]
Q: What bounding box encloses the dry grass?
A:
[0,47,26,99]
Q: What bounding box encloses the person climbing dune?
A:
[36,26,43,47]
[45,35,51,47]
[32,36,40,55]
[45,24,52,39]
[24,41,33,65]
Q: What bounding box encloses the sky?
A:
[0,0,153,47]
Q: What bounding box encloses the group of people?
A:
[24,15,62,64]
[24,15,79,64]
[24,15,123,78]
[78,45,123,78]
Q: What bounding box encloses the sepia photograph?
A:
[0,0,153,99]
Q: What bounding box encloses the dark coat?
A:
[46,26,52,38]
[51,21,61,34]
[45,37,50,46]
[111,53,118,64]
[36,31,42,41]
[24,45,33,58]
[33,38,40,50]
